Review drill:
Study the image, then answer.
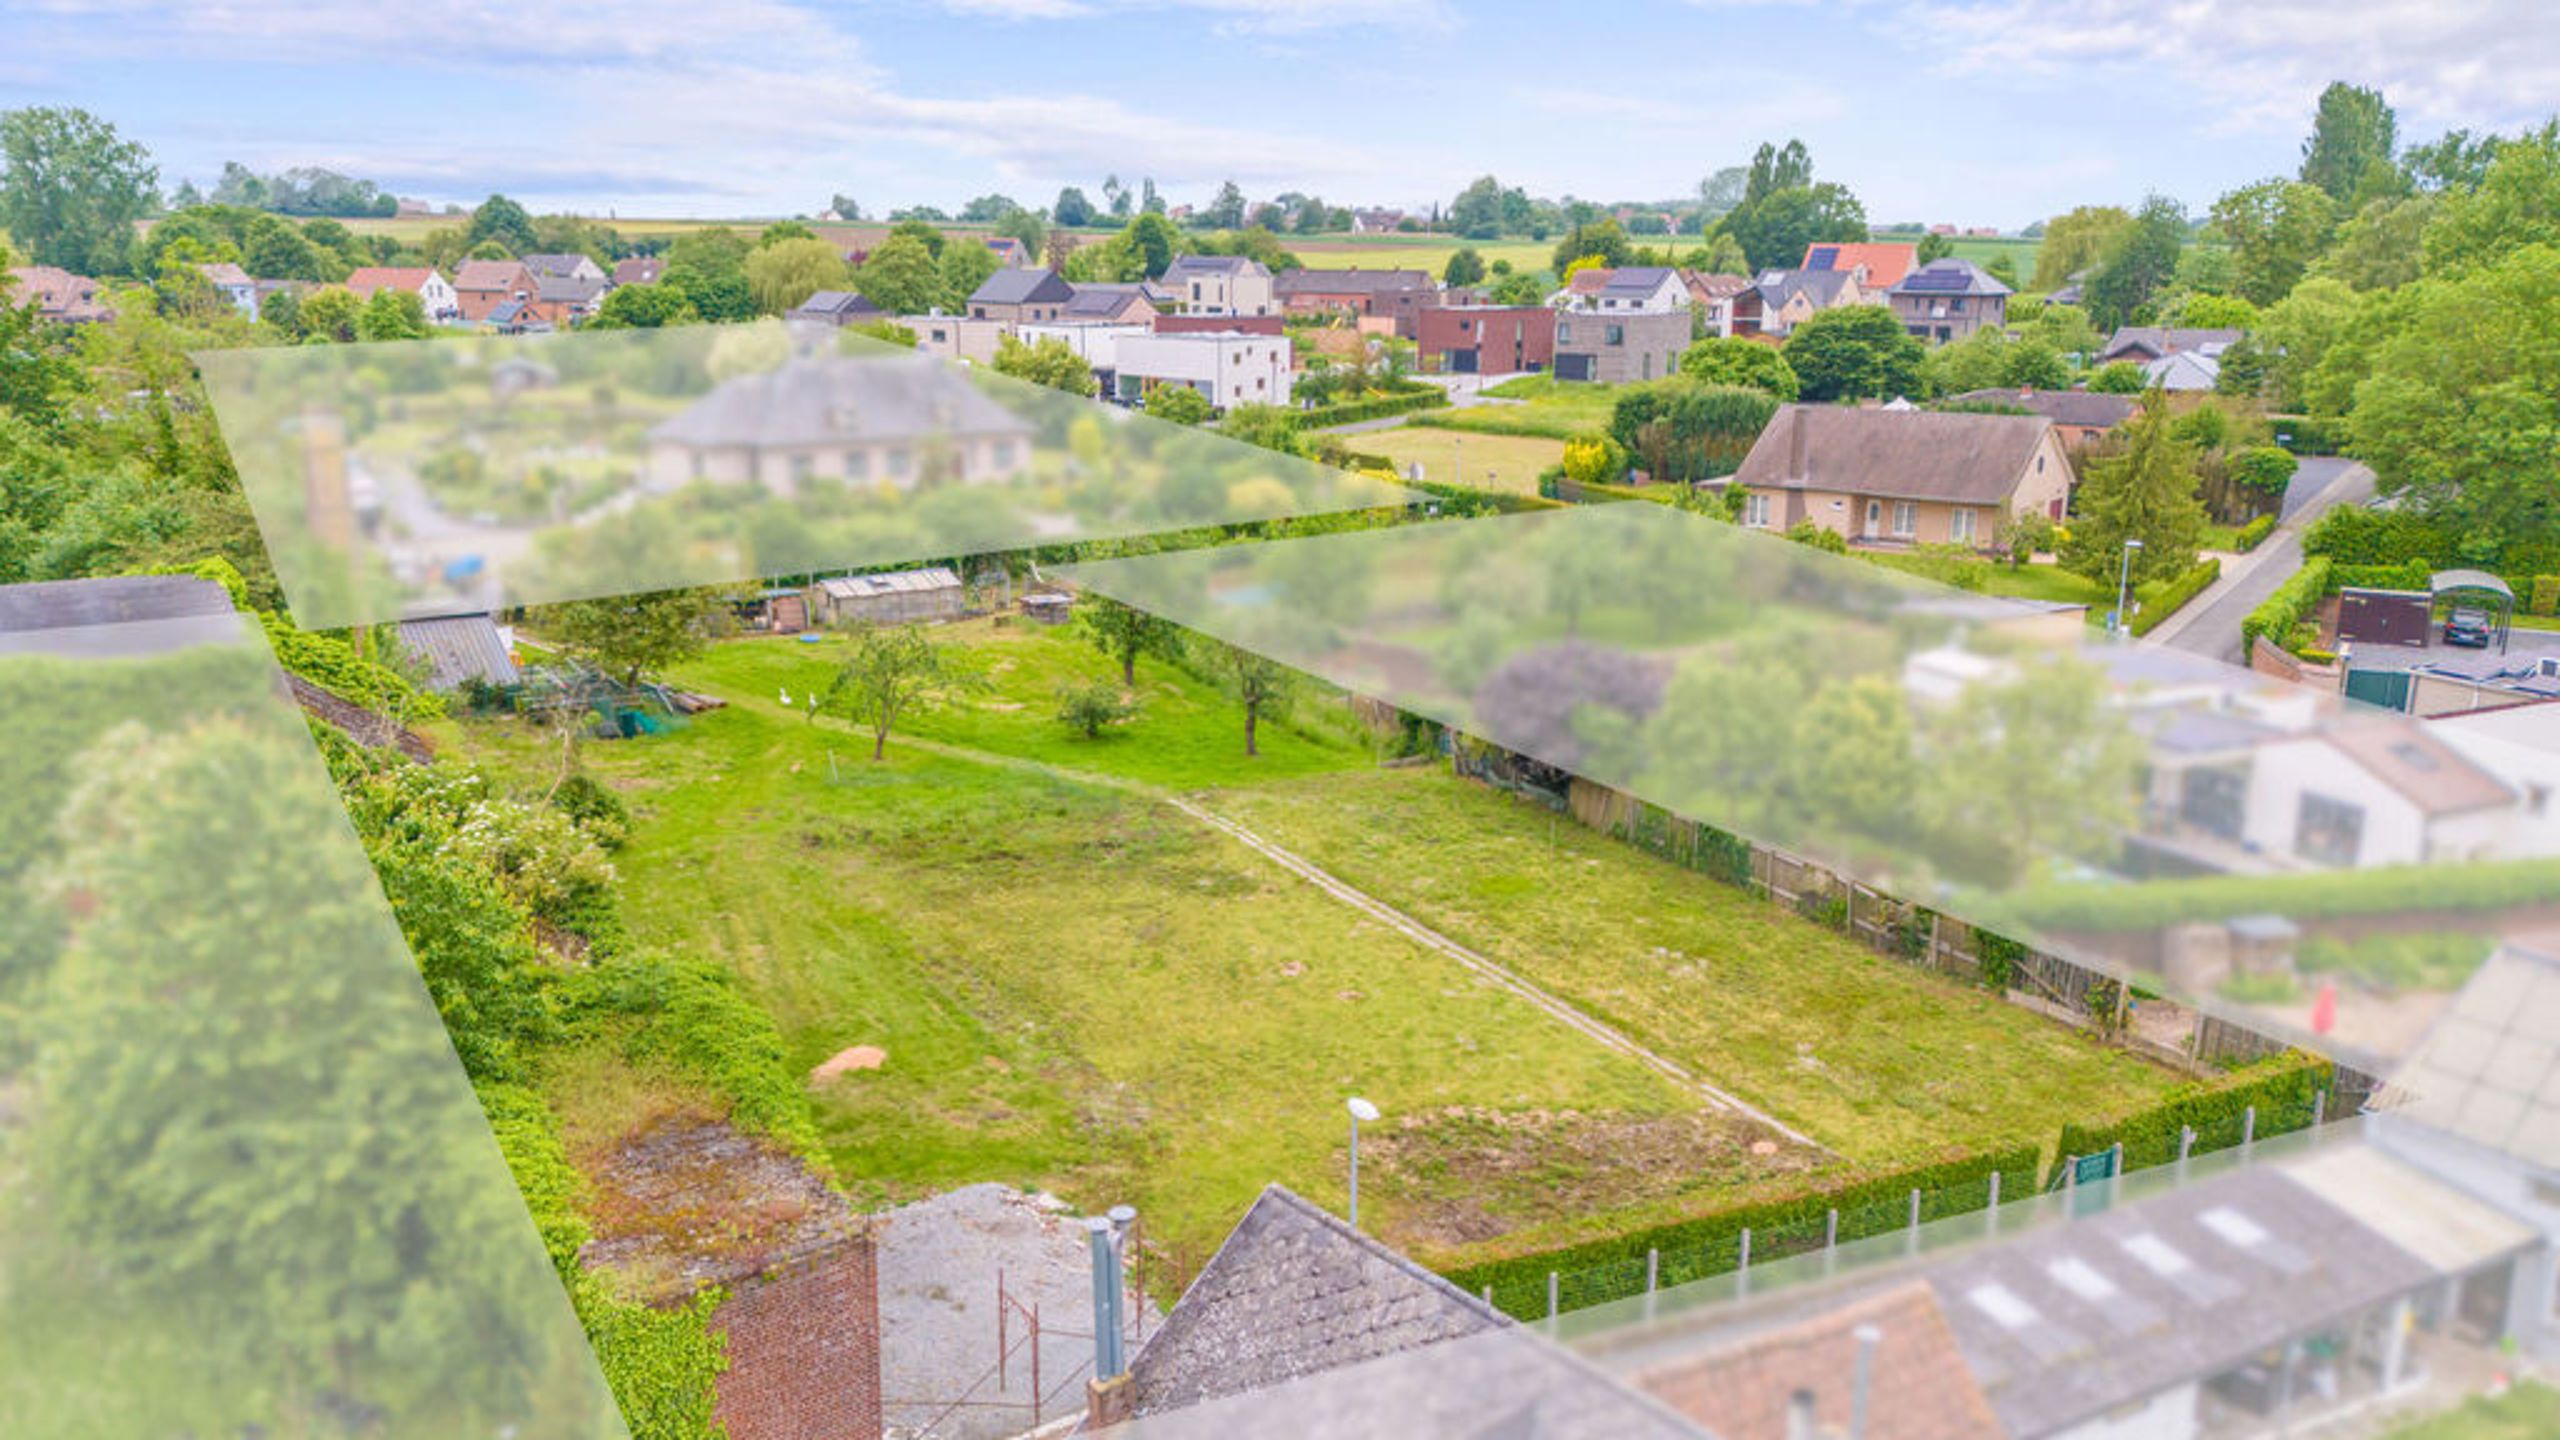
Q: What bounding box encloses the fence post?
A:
[1986,1169,2002,1239]
[1907,1188,1923,1256]
[2178,1124,2196,1182]
[2062,1154,2078,1210]
[1483,1285,1495,1308]
[1546,1272,1559,1332]
[1824,1208,1839,1275]
[1644,1248,1659,1324]
[2110,1142,2125,1204]
[2314,1088,2328,1128]
[2243,1104,2259,1154]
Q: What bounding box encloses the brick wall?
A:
[710,1235,885,1440]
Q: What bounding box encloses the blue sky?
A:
[5,1,2556,228]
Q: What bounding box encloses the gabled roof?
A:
[1060,282,1155,320]
[1801,240,1919,288]
[1734,404,2057,505]
[6,264,114,321]
[2140,350,2221,391]
[454,259,533,293]
[1600,265,1678,298]
[199,262,253,288]
[1951,389,2136,430]
[968,267,1075,307]
[1162,254,1267,281]
[2098,326,2241,363]
[1889,258,2012,299]
[1682,270,1752,300]
[394,613,519,691]
[649,353,1033,450]
[344,267,442,297]
[788,289,883,322]
[2316,718,2515,817]
[1753,267,1857,313]
[1634,1281,2003,1440]
[1127,1184,1508,1420]
[535,272,606,305]
[813,566,962,599]
[1274,268,1434,297]
[520,252,598,279]
[612,256,665,287]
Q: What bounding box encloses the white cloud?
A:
[916,0,1453,32]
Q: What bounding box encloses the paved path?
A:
[2148,458,2374,661]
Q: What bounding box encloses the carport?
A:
[2432,569,2515,655]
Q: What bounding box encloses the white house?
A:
[1015,320,1153,391]
[345,267,461,323]
[1112,330,1293,411]
[1548,265,1691,315]
[2241,721,2516,868]
[1158,255,1275,317]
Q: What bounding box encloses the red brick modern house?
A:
[1416,304,1556,375]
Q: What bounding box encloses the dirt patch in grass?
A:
[1367,1105,1819,1251]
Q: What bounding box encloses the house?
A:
[2240,719,2516,868]
[393,613,519,691]
[526,271,607,328]
[805,566,966,627]
[1159,255,1275,317]
[1550,265,1689,314]
[1950,388,2136,447]
[786,289,884,327]
[1015,319,1152,391]
[982,235,1033,268]
[344,267,460,322]
[579,1119,883,1440]
[520,252,607,286]
[1349,207,1406,233]
[199,261,259,318]
[1632,1281,2004,1440]
[1058,282,1158,326]
[902,314,1007,366]
[1111,330,1292,411]
[1800,240,1920,290]
[1274,268,1437,336]
[1888,258,2012,343]
[1742,267,1872,338]
[1551,307,1687,384]
[453,259,537,322]
[2144,349,2223,392]
[1732,405,2074,548]
[7,265,114,323]
[1415,304,1556,376]
[1680,271,1752,339]
[966,267,1075,325]
[482,298,547,334]
[612,255,665,288]
[2097,326,2242,367]
[646,351,1034,496]
[1150,312,1284,336]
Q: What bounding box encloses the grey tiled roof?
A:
[1752,267,1857,311]
[0,575,243,657]
[395,613,520,691]
[1951,389,2136,430]
[1162,254,1266,281]
[1734,404,2055,505]
[970,267,1075,306]
[1062,283,1154,319]
[1274,268,1433,297]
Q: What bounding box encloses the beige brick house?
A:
[1732,404,2074,551]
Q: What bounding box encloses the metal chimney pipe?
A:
[1850,1323,1882,1440]
[1088,1216,1127,1381]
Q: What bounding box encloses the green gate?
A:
[2343,668,2415,713]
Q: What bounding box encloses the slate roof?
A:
[1889,258,2013,298]
[969,267,1075,307]
[1126,1184,1510,1420]
[2141,350,2221,391]
[1733,404,2056,505]
[1951,389,2137,430]
[394,613,520,691]
[2098,326,2241,364]
[1633,1281,2003,1440]
[0,575,239,656]
[1752,267,1859,313]
[1274,268,1433,297]
[2391,937,2560,1174]
[535,272,606,306]
[1601,266,1677,299]
[520,252,599,280]
[1801,240,1919,288]
[1061,282,1155,320]
[787,289,884,324]
[1162,254,1266,282]
[649,353,1033,450]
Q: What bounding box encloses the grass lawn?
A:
[2384,1383,2560,1439]
[1291,234,1554,276]
[1344,427,1567,496]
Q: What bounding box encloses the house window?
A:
[2181,766,2247,840]
[1606,324,1625,346]
[1744,493,1771,527]
[887,447,913,480]
[2297,793,2365,866]
[1557,322,1573,343]
[1950,508,1977,544]
[1891,501,1917,537]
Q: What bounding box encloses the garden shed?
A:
[807,567,966,627]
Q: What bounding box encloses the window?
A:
[1606,324,1625,346]
[1891,501,1917,537]
[887,447,913,480]
[789,454,813,485]
[2297,793,2365,866]
[1557,322,1573,343]
[1950,508,1977,544]
[1743,493,1771,527]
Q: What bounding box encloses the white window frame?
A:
[1950,507,1977,544]
[1891,501,1918,538]
[1743,492,1771,528]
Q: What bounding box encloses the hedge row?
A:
[1442,1144,2041,1319]
[2233,515,2277,553]
[1297,386,1449,429]
[1993,854,2560,933]
[2130,559,2221,637]
[2241,556,2333,655]
[1410,408,1587,441]
[2328,559,2433,594]
[2055,1051,2334,1173]
[2267,414,2344,455]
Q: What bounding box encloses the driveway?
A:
[2147,458,2373,663]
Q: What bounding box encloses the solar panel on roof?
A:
[1807,246,1838,268]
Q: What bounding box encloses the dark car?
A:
[2443,607,2494,648]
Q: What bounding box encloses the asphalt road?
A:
[2153,457,2374,663]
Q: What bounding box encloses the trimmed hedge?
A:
[2241,556,2332,655]
[2055,1051,2333,1175]
[2267,414,2344,455]
[2534,575,2560,618]
[2233,515,2277,553]
[1442,1145,2041,1319]
[1993,854,2560,933]
[2130,559,2220,637]
[1297,386,1449,429]
[2328,559,2433,594]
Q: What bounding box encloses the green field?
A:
[439,616,2183,1276]
[1345,427,1568,495]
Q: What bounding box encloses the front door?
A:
[1864,500,1882,539]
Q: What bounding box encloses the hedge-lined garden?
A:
[2242,556,2334,655]
[1993,854,2560,933]
[2131,559,2222,637]
[2055,1051,2334,1171]
[1296,385,1449,429]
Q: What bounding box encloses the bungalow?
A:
[520,252,607,286]
[786,289,884,327]
[1732,404,2074,548]
[6,265,114,323]
[1415,304,1556,376]
[1950,388,2136,447]
[1552,308,1687,383]
[1058,282,1157,325]
[1160,255,1276,317]
[1550,265,1689,314]
[1741,266,1872,338]
[1680,270,1752,339]
[1888,257,2011,343]
[967,267,1075,325]
[2097,326,2242,367]
[1274,268,1436,336]
[1800,239,1919,289]
[454,259,537,323]
[1111,330,1292,411]
[199,261,260,318]
[611,255,665,288]
[344,267,460,322]
[646,351,1034,496]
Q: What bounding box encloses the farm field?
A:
[1344,426,1566,495]
[1291,234,1554,275]
[441,616,2183,1277]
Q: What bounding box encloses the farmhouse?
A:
[344,266,460,322]
[1111,330,1293,410]
[1160,254,1276,316]
[968,268,1075,324]
[1416,303,1556,375]
[806,566,966,627]
[647,352,1034,495]
[1551,307,1686,383]
[1888,257,2011,343]
[1275,268,1437,335]
[1732,404,2073,548]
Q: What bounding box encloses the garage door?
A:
[1449,348,1478,374]
[1554,353,1595,382]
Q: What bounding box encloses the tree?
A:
[1984,253,2018,289]
[934,237,1001,312]
[852,233,941,315]
[1055,679,1135,738]
[355,286,429,342]
[755,219,819,249]
[1102,174,1130,218]
[1202,638,1293,757]
[464,194,537,256]
[297,286,362,343]
[534,587,724,687]
[1145,383,1212,425]
[1678,337,1800,399]
[1486,271,1546,306]
[1551,218,1630,273]
[959,193,1020,223]
[1079,593,1175,686]
[742,235,850,314]
[2061,391,2208,586]
[1742,139,1814,205]
[2176,291,2258,329]
[829,193,865,220]
[888,216,947,259]
[661,227,756,321]
[1054,186,1095,227]
[2422,122,2560,281]
[1696,165,1748,219]
[1915,232,1954,264]
[2317,193,2434,290]
[991,333,1097,397]
[1202,180,1247,230]
[2031,205,2132,291]
[589,281,698,330]
[1442,246,1486,287]
[1448,176,1511,239]
[2088,359,2146,394]
[2300,82,2398,205]
[2208,178,2338,305]
[0,106,158,273]
[1782,305,1924,402]
[1719,183,1867,272]
[1122,212,1180,279]
[814,623,983,760]
[2084,194,2188,326]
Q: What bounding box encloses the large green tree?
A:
[2083,195,2189,326]
[1720,183,1867,272]
[533,587,725,687]
[851,233,941,315]
[2061,390,2208,586]
[2299,82,2398,205]
[1678,337,1799,399]
[2031,205,2132,291]
[464,193,538,256]
[991,333,1097,397]
[814,622,983,760]
[0,107,158,274]
[744,234,851,314]
[1780,304,1924,402]
[2421,122,2560,281]
[2208,178,2338,305]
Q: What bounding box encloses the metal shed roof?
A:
[813,566,963,599]
[396,613,521,691]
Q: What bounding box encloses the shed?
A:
[1021,592,1073,626]
[807,566,966,627]
[395,613,520,691]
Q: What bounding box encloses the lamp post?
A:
[1346,1096,1381,1228]
[2113,538,2145,637]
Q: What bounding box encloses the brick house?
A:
[1681,271,1752,339]
[1552,307,1687,383]
[967,267,1075,325]
[453,259,537,323]
[5,265,114,323]
[1416,304,1556,375]
[1888,258,2012,343]
[1732,404,2074,550]
[1274,268,1437,336]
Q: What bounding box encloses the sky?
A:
[5,0,2558,229]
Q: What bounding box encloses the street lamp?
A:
[1346,1096,1381,1228]
[2113,538,2145,637]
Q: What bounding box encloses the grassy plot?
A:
[1345,427,1567,496]
[1198,769,2181,1176]
[444,623,1805,1272]
[2384,1384,2560,1440]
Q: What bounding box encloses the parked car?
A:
[2443,607,2493,648]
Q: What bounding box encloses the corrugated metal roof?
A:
[814,566,963,599]
[396,613,520,691]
